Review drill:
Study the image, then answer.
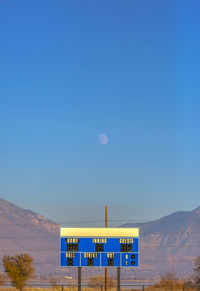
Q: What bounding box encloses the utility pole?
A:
[105,206,108,291]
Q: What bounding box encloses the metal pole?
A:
[117,267,120,291]
[105,206,108,291]
[78,267,81,291]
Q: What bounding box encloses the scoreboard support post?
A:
[117,267,120,291]
[78,267,81,291]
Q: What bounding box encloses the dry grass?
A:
[0,286,198,291]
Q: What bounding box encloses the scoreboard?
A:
[60,228,139,267]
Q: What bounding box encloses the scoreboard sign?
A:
[60,228,139,267]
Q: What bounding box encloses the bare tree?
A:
[49,276,59,286]
[154,271,183,291]
[194,257,200,287]
[2,254,35,289]
[0,273,6,286]
[159,271,179,284]
[49,276,60,289]
[88,275,115,287]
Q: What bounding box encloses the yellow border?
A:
[60,228,139,237]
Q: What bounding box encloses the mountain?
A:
[0,197,60,279]
[121,207,200,278]
[0,197,200,281]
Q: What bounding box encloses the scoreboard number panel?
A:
[60,228,139,267]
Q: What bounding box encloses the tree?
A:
[2,254,35,289]
[49,276,60,290]
[194,256,200,287]
[88,275,115,287]
[155,271,183,291]
[0,273,6,286]
[49,276,60,287]
[158,271,179,285]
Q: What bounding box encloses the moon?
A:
[99,133,108,145]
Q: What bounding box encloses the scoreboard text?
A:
[60,228,139,267]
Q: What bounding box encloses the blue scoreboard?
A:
[60,228,139,267]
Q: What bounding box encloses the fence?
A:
[0,285,199,291]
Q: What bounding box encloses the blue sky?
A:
[0,0,200,226]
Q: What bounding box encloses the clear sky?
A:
[0,0,199,226]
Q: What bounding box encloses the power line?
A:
[1,220,200,226]
[0,232,200,239]
[1,236,46,240]
[0,249,58,251]
[0,222,101,227]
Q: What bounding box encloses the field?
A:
[0,285,198,291]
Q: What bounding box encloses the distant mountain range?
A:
[121,206,200,279]
[0,197,60,279]
[0,197,200,281]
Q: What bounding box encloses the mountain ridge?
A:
[0,197,59,232]
[121,206,200,278]
[0,197,200,280]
